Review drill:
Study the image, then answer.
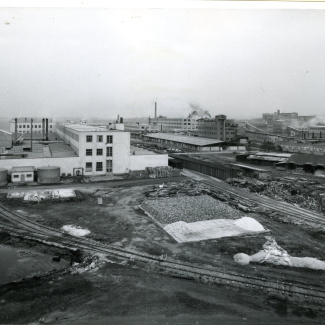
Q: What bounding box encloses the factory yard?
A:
[1,176,325,323]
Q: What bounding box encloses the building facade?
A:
[9,118,56,135]
[55,124,130,175]
[151,117,199,133]
[197,115,237,141]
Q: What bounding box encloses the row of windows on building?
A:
[18,124,53,128]
[86,147,113,156]
[19,130,53,133]
[86,135,113,143]
[85,160,112,172]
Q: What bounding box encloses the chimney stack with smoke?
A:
[155,102,157,119]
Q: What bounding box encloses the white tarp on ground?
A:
[61,225,90,237]
[7,189,76,201]
[234,236,325,270]
[164,217,266,243]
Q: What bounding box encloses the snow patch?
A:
[62,225,90,237]
[235,217,265,232]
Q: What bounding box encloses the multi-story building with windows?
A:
[197,115,238,141]
[152,117,199,133]
[9,118,56,135]
[55,124,130,175]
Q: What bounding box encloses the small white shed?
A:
[11,166,35,183]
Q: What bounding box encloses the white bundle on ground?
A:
[62,225,90,237]
[234,236,325,270]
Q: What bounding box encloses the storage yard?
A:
[1,175,325,323]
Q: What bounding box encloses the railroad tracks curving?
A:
[2,204,325,306]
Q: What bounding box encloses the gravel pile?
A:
[141,194,242,224]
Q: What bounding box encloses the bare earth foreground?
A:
[0,177,325,324]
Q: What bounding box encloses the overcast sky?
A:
[1,5,325,120]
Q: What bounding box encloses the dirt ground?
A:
[1,180,325,323]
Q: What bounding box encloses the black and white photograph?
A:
[1,1,325,324]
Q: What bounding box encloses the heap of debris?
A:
[129,166,181,179]
[141,180,252,224]
[146,166,181,178]
[227,176,325,213]
[144,179,206,198]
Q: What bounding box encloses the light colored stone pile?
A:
[141,194,242,224]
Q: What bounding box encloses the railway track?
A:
[2,204,325,306]
[201,180,325,226]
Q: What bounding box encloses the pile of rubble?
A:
[144,179,206,198]
[143,179,256,215]
[146,166,181,178]
[141,194,242,224]
[129,166,181,179]
[227,176,325,213]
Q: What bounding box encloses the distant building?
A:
[142,133,223,151]
[237,127,293,143]
[197,115,238,141]
[9,118,56,135]
[260,110,316,135]
[149,108,211,133]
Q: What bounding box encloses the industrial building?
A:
[0,116,169,183]
[141,133,223,151]
[280,142,325,155]
[9,118,56,135]
[237,127,294,143]
[55,123,130,175]
[197,115,238,141]
[148,104,211,133]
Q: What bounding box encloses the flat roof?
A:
[255,152,292,158]
[62,124,125,133]
[0,129,13,135]
[143,133,223,146]
[10,118,54,123]
[231,163,270,172]
[12,166,34,172]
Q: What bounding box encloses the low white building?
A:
[11,166,34,183]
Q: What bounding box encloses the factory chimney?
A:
[30,118,33,152]
[155,102,157,119]
[14,118,17,142]
[46,118,49,141]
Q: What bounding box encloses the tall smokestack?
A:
[15,118,17,142]
[155,102,157,119]
[149,116,151,125]
[46,118,49,141]
[30,118,33,152]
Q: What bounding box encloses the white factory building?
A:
[0,120,168,178]
[55,123,130,175]
[9,118,56,135]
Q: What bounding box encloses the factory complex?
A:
[0,117,169,184]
